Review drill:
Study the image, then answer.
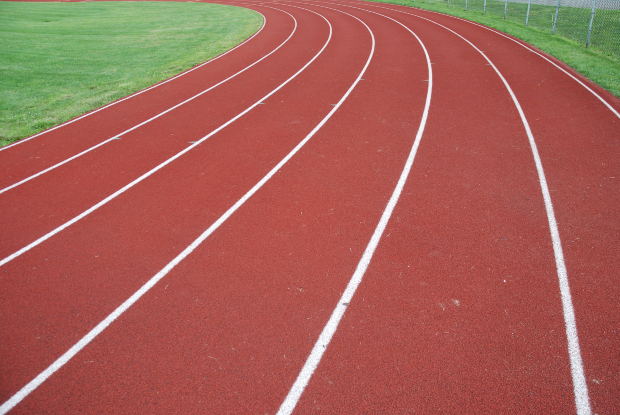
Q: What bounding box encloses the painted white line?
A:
[0,7,295,195]
[327,1,593,414]
[276,3,431,414]
[0,7,327,269]
[352,0,619,119]
[0,6,371,412]
[0,139,114,195]
[0,9,267,153]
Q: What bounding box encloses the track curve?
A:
[1,1,618,414]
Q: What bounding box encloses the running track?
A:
[1,0,618,413]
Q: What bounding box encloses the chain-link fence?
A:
[421,0,620,56]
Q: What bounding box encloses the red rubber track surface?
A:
[1,0,618,414]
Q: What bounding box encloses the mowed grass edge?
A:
[366,0,620,97]
[0,1,263,146]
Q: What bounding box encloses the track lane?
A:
[0,4,276,188]
[277,3,431,413]
[0,4,325,263]
[0,3,374,411]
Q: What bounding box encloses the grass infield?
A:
[0,1,262,146]
[367,0,620,98]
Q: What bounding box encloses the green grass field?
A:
[368,0,620,97]
[0,1,262,146]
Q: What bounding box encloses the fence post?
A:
[552,0,561,33]
[586,0,596,47]
[465,0,468,10]
[504,0,508,19]
[525,0,532,25]
[483,0,487,13]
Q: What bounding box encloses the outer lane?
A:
[343,3,619,414]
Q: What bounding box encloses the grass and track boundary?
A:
[0,1,262,146]
[1,0,617,148]
[367,0,620,97]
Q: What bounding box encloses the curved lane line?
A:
[349,0,619,118]
[0,7,294,195]
[0,6,325,269]
[326,1,594,413]
[275,3,432,414]
[0,8,268,153]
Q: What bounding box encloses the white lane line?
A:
[0,139,115,195]
[352,0,619,118]
[0,6,367,412]
[0,9,267,153]
[275,3,431,414]
[0,7,327,269]
[0,7,294,195]
[332,2,593,414]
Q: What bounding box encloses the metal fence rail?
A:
[422,0,620,56]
